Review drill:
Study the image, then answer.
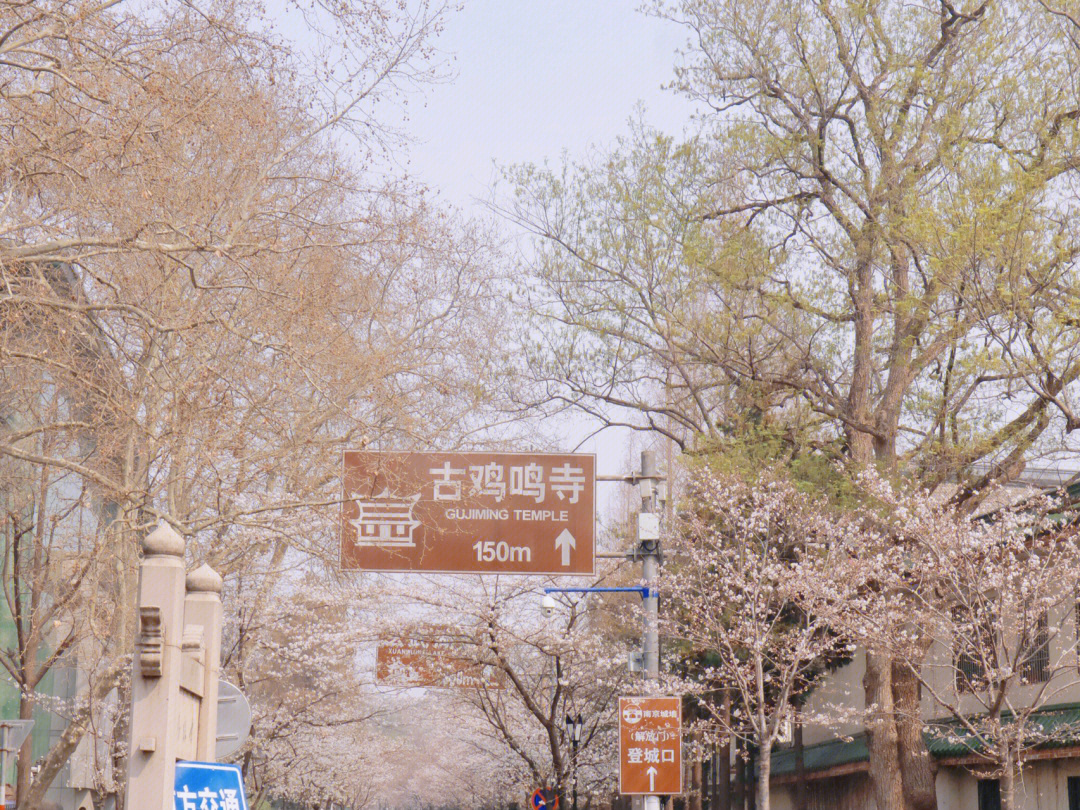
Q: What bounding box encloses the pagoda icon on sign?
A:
[349,490,421,547]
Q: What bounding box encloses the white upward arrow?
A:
[554,529,576,567]
[646,766,657,792]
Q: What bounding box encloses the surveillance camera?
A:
[541,593,559,617]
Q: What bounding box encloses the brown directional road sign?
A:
[375,632,505,690]
[340,451,595,575]
[619,696,683,795]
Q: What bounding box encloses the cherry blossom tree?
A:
[824,476,1080,810]
[377,572,639,804]
[665,470,859,810]
[220,578,379,806]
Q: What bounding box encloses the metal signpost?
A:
[341,451,595,574]
[0,720,33,807]
[376,634,505,690]
[174,762,248,810]
[618,696,682,796]
[565,713,583,810]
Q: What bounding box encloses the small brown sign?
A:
[376,634,503,690]
[619,696,683,795]
[341,451,595,574]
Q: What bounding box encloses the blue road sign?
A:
[174,761,248,810]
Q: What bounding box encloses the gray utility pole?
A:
[577,450,666,810]
[638,450,661,681]
[638,450,662,810]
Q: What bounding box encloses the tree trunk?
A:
[704,744,712,810]
[110,514,141,810]
[1001,748,1016,810]
[689,726,703,810]
[864,651,904,810]
[690,726,703,810]
[15,685,34,806]
[111,675,132,810]
[756,740,771,810]
[892,660,937,810]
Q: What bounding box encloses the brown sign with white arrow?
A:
[619,696,683,795]
[340,451,595,575]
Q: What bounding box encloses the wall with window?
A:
[799,597,1080,751]
[771,759,1080,810]
[939,761,1080,810]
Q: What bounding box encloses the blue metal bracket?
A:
[543,586,657,600]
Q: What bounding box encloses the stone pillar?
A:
[124,526,227,809]
[185,564,223,761]
[125,524,187,810]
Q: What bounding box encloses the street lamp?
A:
[565,712,583,810]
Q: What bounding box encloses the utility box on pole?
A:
[124,524,224,810]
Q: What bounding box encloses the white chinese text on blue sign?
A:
[174,761,247,810]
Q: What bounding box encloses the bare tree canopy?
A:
[0,1,509,806]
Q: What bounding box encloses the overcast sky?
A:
[403,0,697,211]
[388,1,698,481]
[393,1,698,479]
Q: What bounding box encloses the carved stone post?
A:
[125,524,187,810]
[185,564,223,761]
[124,525,226,809]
